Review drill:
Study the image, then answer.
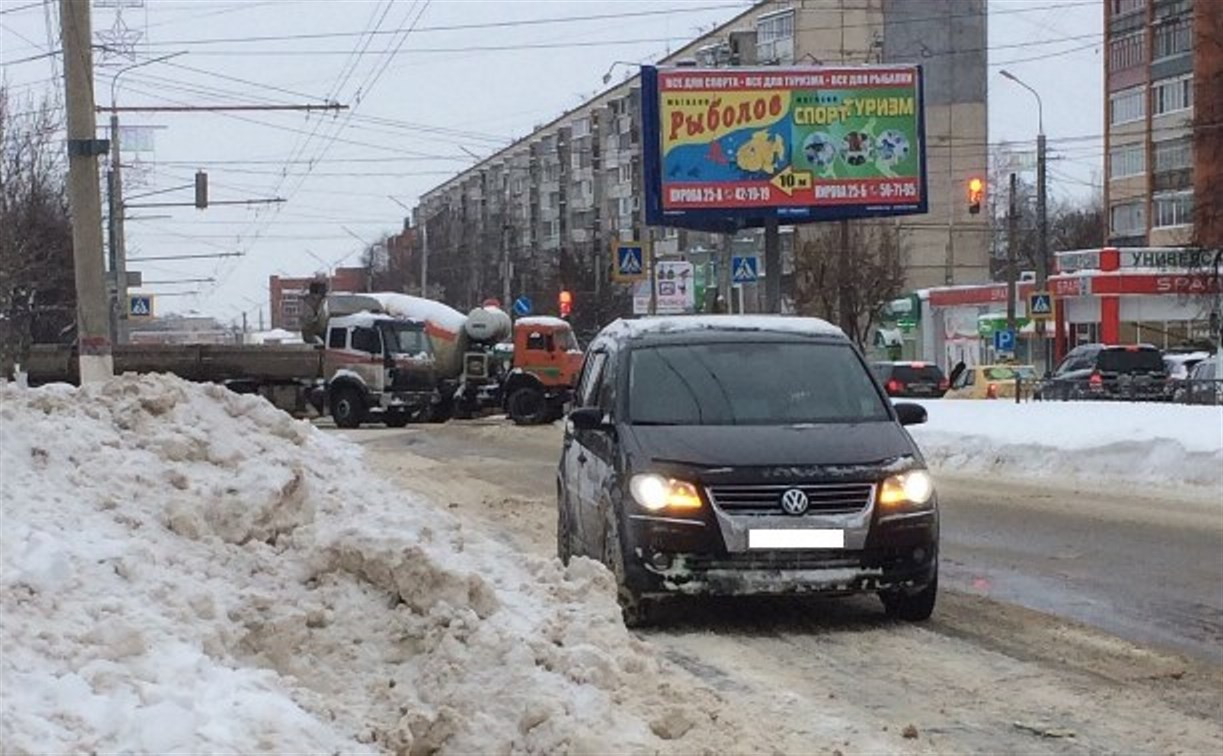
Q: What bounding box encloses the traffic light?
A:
[967,176,984,215]
[558,290,573,318]
[194,170,208,209]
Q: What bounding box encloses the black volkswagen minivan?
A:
[557,316,939,626]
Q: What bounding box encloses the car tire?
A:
[602,508,652,628]
[330,387,366,429]
[507,387,548,425]
[557,484,575,565]
[880,574,937,622]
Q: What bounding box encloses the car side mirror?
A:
[893,402,927,426]
[569,407,610,431]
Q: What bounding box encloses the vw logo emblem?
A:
[780,488,809,515]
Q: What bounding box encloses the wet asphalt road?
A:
[337,419,1223,664]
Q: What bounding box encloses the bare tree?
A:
[793,222,906,347]
[0,87,76,371]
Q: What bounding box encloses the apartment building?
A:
[1104,0,1222,248]
[414,0,989,326]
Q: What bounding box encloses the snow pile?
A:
[368,293,468,333]
[1,375,792,754]
[908,399,1223,489]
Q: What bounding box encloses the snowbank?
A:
[907,399,1223,490]
[0,375,790,754]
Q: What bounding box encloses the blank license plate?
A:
[748,529,845,550]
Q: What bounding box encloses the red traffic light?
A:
[558,290,573,317]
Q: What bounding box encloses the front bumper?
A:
[622,502,937,598]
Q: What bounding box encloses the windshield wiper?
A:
[632,420,683,426]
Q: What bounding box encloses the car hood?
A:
[623,422,919,471]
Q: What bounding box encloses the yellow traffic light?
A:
[967,177,984,214]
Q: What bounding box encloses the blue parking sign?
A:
[993,329,1015,352]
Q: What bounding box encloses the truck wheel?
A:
[880,574,937,622]
[603,508,652,628]
[508,387,547,425]
[427,396,453,423]
[331,387,366,429]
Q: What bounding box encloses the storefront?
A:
[900,247,1219,371]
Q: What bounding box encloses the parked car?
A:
[945,363,1038,400]
[871,361,949,398]
[558,316,939,626]
[1038,344,1168,402]
[1176,358,1222,405]
[1164,351,1210,382]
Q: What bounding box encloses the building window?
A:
[1110,200,1145,235]
[1152,75,1193,115]
[570,118,590,139]
[618,196,638,216]
[544,163,560,182]
[1110,0,1143,16]
[1108,143,1145,179]
[1153,190,1193,228]
[756,9,795,64]
[1109,86,1145,125]
[547,219,561,238]
[618,163,633,184]
[1108,31,1145,72]
[1152,136,1192,172]
[1153,16,1192,59]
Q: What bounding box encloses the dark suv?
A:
[871,361,949,398]
[557,316,938,626]
[1040,343,1168,401]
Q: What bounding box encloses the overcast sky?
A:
[1,0,1102,325]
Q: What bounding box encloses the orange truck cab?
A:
[501,316,583,424]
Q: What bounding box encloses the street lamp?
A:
[602,60,642,85]
[999,69,1050,372]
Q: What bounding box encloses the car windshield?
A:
[983,366,1037,380]
[891,364,944,382]
[555,327,579,352]
[628,341,890,425]
[1099,348,1163,373]
[382,323,430,355]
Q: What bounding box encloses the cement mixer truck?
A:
[312,292,583,424]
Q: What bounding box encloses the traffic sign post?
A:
[612,240,647,282]
[1028,291,1054,321]
[731,256,758,285]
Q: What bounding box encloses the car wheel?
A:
[556,484,575,565]
[330,387,366,429]
[602,508,652,628]
[507,387,548,425]
[880,574,937,622]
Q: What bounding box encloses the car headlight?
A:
[878,470,935,508]
[629,474,702,511]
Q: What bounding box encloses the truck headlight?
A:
[878,470,934,508]
[629,474,702,511]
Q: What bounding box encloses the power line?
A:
[0,1,43,16]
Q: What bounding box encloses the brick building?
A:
[1104,0,1222,248]
[268,266,367,331]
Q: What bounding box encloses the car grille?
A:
[706,482,875,515]
[683,550,862,571]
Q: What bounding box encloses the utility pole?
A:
[60,0,113,382]
[764,217,781,312]
[838,219,854,338]
[420,219,429,297]
[1006,172,1018,333]
[109,112,129,344]
[719,234,733,313]
[1036,131,1049,372]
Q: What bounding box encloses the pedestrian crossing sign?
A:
[129,295,153,318]
[731,256,758,284]
[612,240,648,282]
[1028,291,1054,320]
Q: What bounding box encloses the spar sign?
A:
[641,65,928,229]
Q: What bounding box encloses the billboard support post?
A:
[764,217,781,312]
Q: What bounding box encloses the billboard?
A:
[642,65,927,230]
